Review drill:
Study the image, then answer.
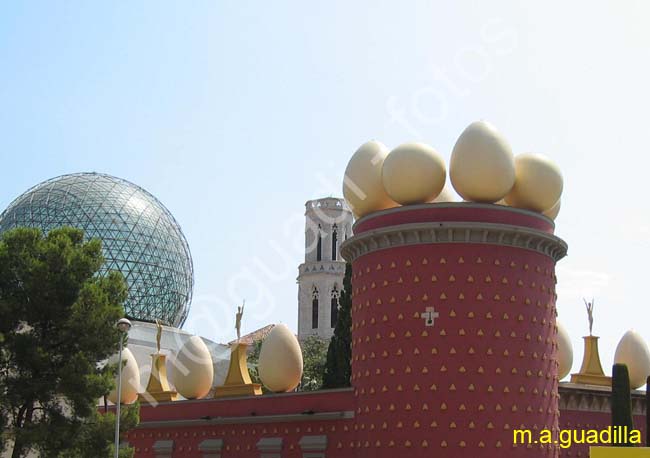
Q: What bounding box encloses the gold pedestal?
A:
[214,343,262,398]
[570,336,612,387]
[138,353,178,403]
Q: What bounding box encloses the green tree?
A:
[58,406,139,458]
[0,227,138,458]
[611,363,635,447]
[247,340,269,394]
[299,336,328,391]
[322,263,352,389]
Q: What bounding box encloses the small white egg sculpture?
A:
[343,141,398,218]
[381,142,446,205]
[449,121,515,203]
[170,336,214,399]
[543,199,561,220]
[556,321,573,380]
[505,153,563,212]
[258,324,303,393]
[107,347,140,404]
[614,330,650,389]
[431,184,456,203]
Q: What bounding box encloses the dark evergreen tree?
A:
[611,363,635,447]
[322,263,352,389]
[0,227,138,458]
[645,377,650,447]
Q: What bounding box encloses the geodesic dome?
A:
[0,172,193,327]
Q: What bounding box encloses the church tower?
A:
[297,198,353,340]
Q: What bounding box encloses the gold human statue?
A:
[155,319,163,353]
[235,300,245,342]
[583,298,595,336]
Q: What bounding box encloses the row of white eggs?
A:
[107,324,304,404]
[343,121,563,219]
[556,322,650,389]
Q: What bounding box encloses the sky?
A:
[1,1,650,379]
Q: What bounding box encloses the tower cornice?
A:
[341,220,568,263]
[342,204,567,264]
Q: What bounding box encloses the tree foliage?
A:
[0,227,138,457]
[247,340,268,394]
[298,336,328,391]
[611,363,635,447]
[59,407,139,458]
[322,263,352,389]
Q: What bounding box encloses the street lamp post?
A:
[114,318,132,458]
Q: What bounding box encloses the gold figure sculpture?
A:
[155,319,163,353]
[235,300,245,342]
[214,300,261,397]
[139,319,177,402]
[570,297,610,386]
[583,298,594,336]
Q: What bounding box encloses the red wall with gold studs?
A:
[121,204,593,458]
[344,204,567,457]
[123,389,357,457]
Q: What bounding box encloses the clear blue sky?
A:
[2,1,650,378]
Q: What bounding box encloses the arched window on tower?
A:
[312,286,319,329]
[330,286,340,328]
[331,224,338,261]
[316,224,322,261]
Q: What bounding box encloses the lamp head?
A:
[116,318,132,333]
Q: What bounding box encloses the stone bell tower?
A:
[297,197,353,340]
[341,203,567,457]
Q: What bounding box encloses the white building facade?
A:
[297,198,353,340]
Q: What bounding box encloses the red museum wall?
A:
[125,389,356,457]
[350,243,559,456]
[124,390,645,457]
[121,204,646,458]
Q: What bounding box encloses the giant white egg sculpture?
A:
[170,336,214,399]
[258,324,303,393]
[505,153,563,212]
[614,330,650,389]
[556,321,573,380]
[449,121,515,203]
[431,184,456,203]
[543,199,561,220]
[381,142,446,205]
[107,347,140,404]
[343,141,398,218]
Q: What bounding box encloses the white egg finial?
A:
[614,330,650,389]
[170,336,214,399]
[381,142,446,205]
[556,321,573,380]
[107,347,140,404]
[505,153,563,212]
[258,324,303,393]
[449,121,515,203]
[343,141,398,218]
[431,184,456,203]
[543,199,561,220]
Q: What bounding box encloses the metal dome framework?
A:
[0,172,194,327]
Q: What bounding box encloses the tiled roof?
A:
[228,324,276,345]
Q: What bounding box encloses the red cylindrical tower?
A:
[341,203,567,457]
